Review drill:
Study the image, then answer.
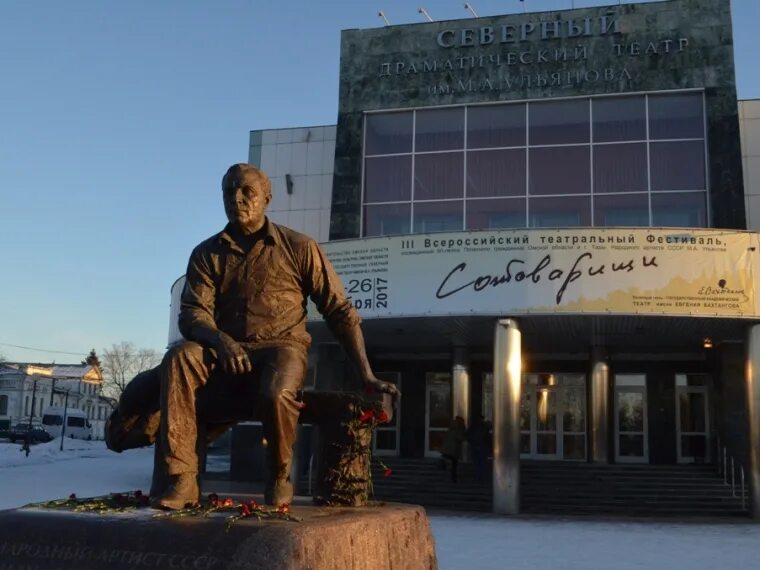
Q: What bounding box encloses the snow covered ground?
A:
[2,439,760,569]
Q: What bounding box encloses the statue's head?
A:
[222,163,272,233]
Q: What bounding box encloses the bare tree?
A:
[101,342,161,399]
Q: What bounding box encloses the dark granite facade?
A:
[330,0,744,239]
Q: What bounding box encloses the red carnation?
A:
[222,497,234,507]
[240,503,251,516]
[276,503,290,513]
[358,409,374,423]
[383,467,393,477]
[376,410,390,424]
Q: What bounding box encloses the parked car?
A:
[9,423,53,444]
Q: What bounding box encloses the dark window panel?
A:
[537,434,557,455]
[467,103,526,148]
[681,436,707,460]
[593,143,648,193]
[529,146,590,195]
[593,193,650,226]
[467,149,526,198]
[592,96,646,142]
[648,92,704,140]
[529,99,589,145]
[529,196,591,227]
[364,155,412,203]
[563,435,586,460]
[415,107,465,152]
[651,192,707,227]
[413,201,464,233]
[414,152,464,200]
[619,435,645,457]
[466,198,526,230]
[365,112,413,155]
[650,141,706,191]
[374,430,397,450]
[363,203,411,237]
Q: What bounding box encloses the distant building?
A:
[0,362,111,440]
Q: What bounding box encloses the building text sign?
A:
[312,228,759,320]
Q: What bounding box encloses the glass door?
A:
[519,373,587,461]
[676,373,710,463]
[562,376,587,460]
[425,372,452,457]
[534,377,559,459]
[372,372,401,457]
[614,374,648,463]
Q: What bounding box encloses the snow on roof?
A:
[1,362,102,382]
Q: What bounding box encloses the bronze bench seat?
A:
[106,367,393,506]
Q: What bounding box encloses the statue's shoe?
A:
[151,473,200,510]
[264,478,293,506]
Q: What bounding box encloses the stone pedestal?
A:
[0,500,437,570]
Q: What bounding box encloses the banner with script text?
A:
[309,228,760,320]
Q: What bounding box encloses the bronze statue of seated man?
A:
[149,163,397,510]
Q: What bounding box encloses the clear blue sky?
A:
[1,0,758,364]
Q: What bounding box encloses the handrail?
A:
[716,435,747,511]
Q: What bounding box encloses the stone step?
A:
[320,458,747,516]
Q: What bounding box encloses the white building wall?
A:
[0,371,108,439]
[740,99,760,230]
[249,125,336,242]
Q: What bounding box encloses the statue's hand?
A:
[217,336,252,375]
[363,375,401,400]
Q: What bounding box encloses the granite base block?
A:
[0,500,438,570]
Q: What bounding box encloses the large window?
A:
[362,91,708,236]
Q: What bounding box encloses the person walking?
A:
[440,416,466,483]
[466,414,491,484]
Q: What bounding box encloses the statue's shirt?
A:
[178,219,359,349]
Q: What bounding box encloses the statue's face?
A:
[222,171,270,233]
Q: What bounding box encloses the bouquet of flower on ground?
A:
[27,491,301,531]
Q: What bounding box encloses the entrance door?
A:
[534,379,559,458]
[486,372,587,461]
[675,373,710,463]
[425,372,452,457]
[372,372,402,457]
[614,374,649,463]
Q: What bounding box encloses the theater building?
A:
[171,0,760,515]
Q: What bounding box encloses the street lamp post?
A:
[60,389,70,451]
[22,376,38,456]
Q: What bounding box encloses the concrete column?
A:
[746,325,760,519]
[452,347,470,427]
[590,346,610,464]
[492,318,521,515]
